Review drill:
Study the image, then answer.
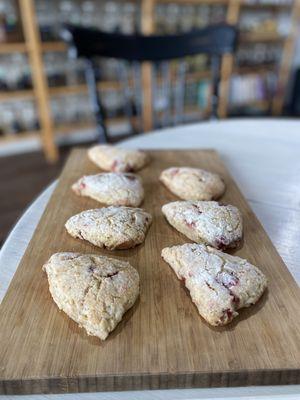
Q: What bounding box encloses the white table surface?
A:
[1,118,300,400]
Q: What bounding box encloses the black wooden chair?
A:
[61,24,238,143]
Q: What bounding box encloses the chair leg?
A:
[211,55,221,120]
[85,59,108,143]
[173,60,186,126]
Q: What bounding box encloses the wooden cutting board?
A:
[1,149,300,395]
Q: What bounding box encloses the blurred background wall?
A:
[0,0,299,162]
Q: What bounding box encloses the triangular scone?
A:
[162,201,242,250]
[65,206,152,250]
[43,252,139,340]
[159,167,225,201]
[72,172,144,207]
[161,243,267,326]
[88,145,149,172]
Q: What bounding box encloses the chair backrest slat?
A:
[173,60,187,126]
[62,24,238,141]
[62,24,237,61]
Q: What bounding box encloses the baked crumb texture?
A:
[65,206,152,250]
[161,243,267,326]
[88,145,149,172]
[159,167,225,201]
[162,200,243,250]
[72,172,144,207]
[43,252,140,340]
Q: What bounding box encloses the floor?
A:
[0,147,70,246]
[0,131,135,246]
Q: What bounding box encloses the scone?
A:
[65,206,152,250]
[43,252,139,340]
[88,144,149,172]
[162,201,242,250]
[161,243,267,326]
[159,167,225,201]
[72,172,144,207]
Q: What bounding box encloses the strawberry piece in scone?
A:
[161,243,267,326]
[162,200,243,250]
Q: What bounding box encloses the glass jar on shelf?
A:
[36,0,59,41]
[51,96,64,125]
[58,0,81,26]
[164,4,180,34]
[102,89,124,118]
[11,102,23,133]
[17,63,32,90]
[195,5,210,29]
[19,101,38,132]
[0,103,14,134]
[81,1,95,27]
[6,54,21,91]
[45,53,67,87]
[155,4,166,34]
[179,5,196,32]
[0,0,22,42]
[76,94,93,123]
[93,1,106,30]
[0,2,6,43]
[209,5,226,24]
[104,1,122,32]
[121,2,136,34]
[65,58,80,86]
[0,58,8,90]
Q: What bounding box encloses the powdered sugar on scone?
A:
[161,243,267,326]
[162,201,242,249]
[43,252,139,340]
[72,172,144,207]
[65,206,152,250]
[159,167,225,201]
[88,145,149,172]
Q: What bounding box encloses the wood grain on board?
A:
[0,149,300,395]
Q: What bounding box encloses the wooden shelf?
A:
[49,84,87,97]
[230,99,270,109]
[158,0,228,4]
[240,32,286,42]
[49,71,212,98]
[241,1,292,9]
[41,41,67,52]
[55,117,136,135]
[49,81,125,97]
[0,131,40,143]
[234,63,277,75]
[55,121,95,135]
[184,105,202,114]
[186,70,211,81]
[0,67,272,104]
[0,42,27,54]
[0,89,34,102]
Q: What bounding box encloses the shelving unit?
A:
[41,41,67,52]
[0,89,34,101]
[0,130,40,143]
[0,0,298,161]
[240,32,286,42]
[0,42,27,54]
